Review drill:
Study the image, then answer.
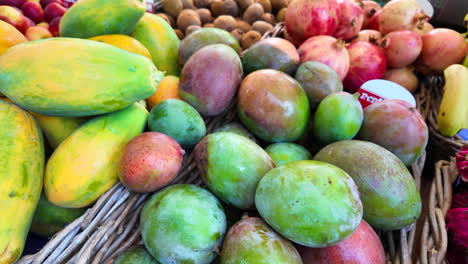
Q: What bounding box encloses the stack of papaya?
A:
[0,0,464,264]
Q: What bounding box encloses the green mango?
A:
[265,142,312,166]
[114,246,160,264]
[214,122,257,143]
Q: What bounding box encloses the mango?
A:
[313,92,363,145]
[44,103,148,208]
[214,122,257,143]
[265,142,312,166]
[359,99,428,166]
[294,61,343,108]
[242,37,300,75]
[114,246,159,264]
[148,99,206,148]
[132,13,181,76]
[88,34,153,60]
[60,0,145,38]
[238,69,310,142]
[0,100,44,264]
[220,217,303,264]
[0,20,27,56]
[314,140,422,230]
[0,38,163,117]
[255,160,362,247]
[179,28,241,66]
[194,132,275,209]
[30,193,86,237]
[141,184,226,264]
[180,44,243,116]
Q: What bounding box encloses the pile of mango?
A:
[0,0,429,263]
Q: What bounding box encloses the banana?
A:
[438,64,468,137]
[464,13,468,29]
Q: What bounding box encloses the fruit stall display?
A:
[0,0,467,263]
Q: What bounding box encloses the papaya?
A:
[132,13,181,76]
[29,112,87,149]
[59,0,146,38]
[0,38,163,117]
[44,103,148,208]
[30,193,86,237]
[0,100,45,264]
[0,20,27,56]
[88,34,153,60]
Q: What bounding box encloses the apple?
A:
[47,14,59,36]
[0,5,29,32]
[21,1,42,23]
[0,0,26,8]
[25,25,51,40]
[43,2,64,22]
[39,0,63,8]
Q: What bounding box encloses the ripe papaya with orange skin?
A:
[0,20,27,56]
[88,34,152,60]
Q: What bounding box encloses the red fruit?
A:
[366,9,380,31]
[380,30,422,68]
[383,67,418,93]
[47,14,59,36]
[285,0,339,45]
[21,1,43,23]
[43,1,64,21]
[0,0,26,8]
[0,5,29,33]
[362,0,380,29]
[378,0,429,35]
[352,29,382,43]
[333,0,364,40]
[298,35,350,80]
[300,220,385,264]
[415,22,433,35]
[456,146,468,182]
[343,41,386,93]
[39,0,63,8]
[446,208,468,251]
[25,25,52,40]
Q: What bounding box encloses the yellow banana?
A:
[438,64,468,136]
[464,13,468,29]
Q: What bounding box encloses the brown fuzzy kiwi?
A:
[196,8,214,24]
[230,28,244,42]
[255,0,272,13]
[174,29,185,40]
[186,25,202,35]
[236,0,253,10]
[261,13,275,24]
[177,9,201,33]
[241,30,262,49]
[214,15,237,32]
[204,23,215,28]
[276,7,287,22]
[270,0,288,12]
[236,19,251,33]
[211,0,239,17]
[156,13,176,27]
[252,20,273,35]
[242,3,264,24]
[162,0,183,18]
[181,0,196,9]
[194,0,213,8]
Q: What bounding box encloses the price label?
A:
[357,79,417,109]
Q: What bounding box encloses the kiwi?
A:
[156,13,176,27]
[162,0,183,18]
[214,15,237,32]
[236,19,251,33]
[194,0,213,8]
[252,20,273,35]
[196,8,214,24]
[175,29,185,40]
[261,13,275,24]
[211,0,239,17]
[204,23,215,28]
[276,7,287,22]
[186,25,202,35]
[231,28,244,42]
[177,9,201,33]
[181,0,196,9]
[255,0,272,13]
[235,0,253,10]
[242,3,264,24]
[241,30,262,49]
[270,0,288,12]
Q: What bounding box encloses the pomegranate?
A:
[285,0,339,44]
[352,29,382,43]
[415,22,434,35]
[380,30,422,68]
[298,35,350,80]
[383,67,418,93]
[366,9,381,31]
[343,41,386,93]
[333,0,364,40]
[362,0,381,29]
[378,0,429,35]
[420,28,468,72]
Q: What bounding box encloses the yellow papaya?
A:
[0,20,27,56]
[132,13,181,76]
[0,100,45,264]
[44,103,148,208]
[88,34,153,60]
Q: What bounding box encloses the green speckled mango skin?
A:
[194,132,275,209]
[313,140,422,230]
[148,99,206,148]
[44,103,148,208]
[179,28,241,66]
[220,217,303,264]
[0,38,163,117]
[265,142,312,166]
[114,246,160,264]
[313,92,363,145]
[255,160,363,247]
[140,184,226,264]
[60,0,145,38]
[214,122,257,143]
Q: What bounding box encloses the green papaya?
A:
[44,103,148,208]
[60,0,146,38]
[0,38,163,117]
[0,100,45,264]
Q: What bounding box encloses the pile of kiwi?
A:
[158,0,291,49]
